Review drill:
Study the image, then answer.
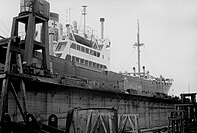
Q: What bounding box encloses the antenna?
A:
[133,19,144,73]
[82,5,87,38]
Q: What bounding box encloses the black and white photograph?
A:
[0,0,196,132]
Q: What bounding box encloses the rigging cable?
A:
[0,26,9,37]
[120,45,136,72]
[142,48,161,77]
[0,21,10,33]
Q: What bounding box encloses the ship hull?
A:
[50,55,172,97]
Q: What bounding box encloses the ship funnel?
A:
[73,21,78,33]
[100,18,105,39]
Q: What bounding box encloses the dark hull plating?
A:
[2,74,174,130]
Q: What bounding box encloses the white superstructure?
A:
[54,24,111,71]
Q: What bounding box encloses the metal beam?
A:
[10,82,26,121]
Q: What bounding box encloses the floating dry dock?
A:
[0,0,178,132]
[0,72,176,132]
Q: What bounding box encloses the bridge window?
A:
[77,45,80,51]
[70,43,76,49]
[55,42,67,51]
[85,48,89,53]
[93,51,97,56]
[81,46,85,52]
[97,52,100,57]
[90,50,93,55]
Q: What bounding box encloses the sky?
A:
[0,0,197,96]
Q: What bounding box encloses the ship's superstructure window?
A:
[71,55,107,70]
[80,58,84,64]
[97,52,100,57]
[97,64,99,68]
[56,42,67,51]
[77,45,80,50]
[70,43,100,57]
[76,57,80,62]
[81,46,85,52]
[93,62,96,67]
[93,51,96,56]
[90,50,93,55]
[89,61,92,66]
[85,48,89,53]
[85,60,88,65]
[70,43,76,49]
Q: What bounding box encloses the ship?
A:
[51,7,173,98]
[0,0,176,132]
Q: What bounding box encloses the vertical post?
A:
[114,109,118,133]
[82,5,87,38]
[172,119,175,133]
[4,17,18,72]
[108,114,113,133]
[49,28,54,55]
[0,17,18,120]
[137,19,140,73]
[10,82,26,121]
[4,41,12,72]
[0,78,9,120]
[24,14,35,66]
[85,113,92,133]
[41,21,50,70]
[16,54,27,114]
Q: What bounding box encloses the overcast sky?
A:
[0,0,197,96]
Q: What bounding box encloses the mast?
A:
[66,6,73,24]
[134,19,144,73]
[82,5,87,38]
